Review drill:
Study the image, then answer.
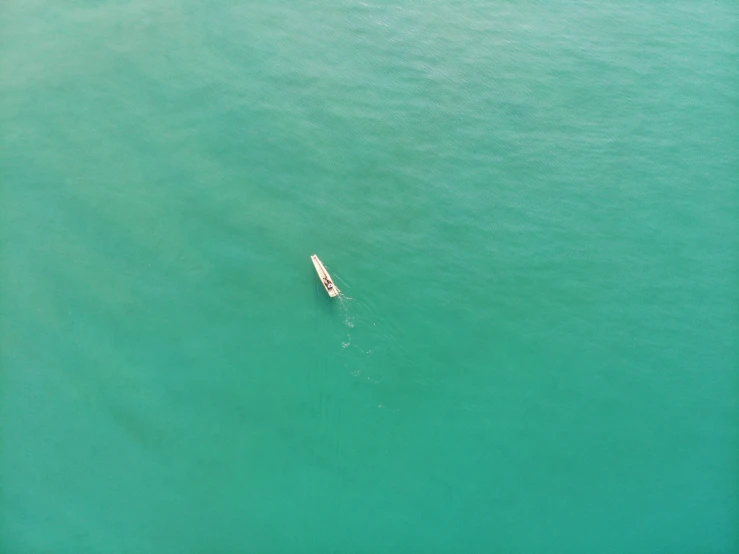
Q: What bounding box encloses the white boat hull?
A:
[311,255,340,297]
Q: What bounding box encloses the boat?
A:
[311,254,340,297]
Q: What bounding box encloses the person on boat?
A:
[324,277,333,289]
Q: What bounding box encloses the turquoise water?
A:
[1,1,737,552]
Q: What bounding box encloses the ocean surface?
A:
[1,1,737,552]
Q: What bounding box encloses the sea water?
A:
[1,1,737,552]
